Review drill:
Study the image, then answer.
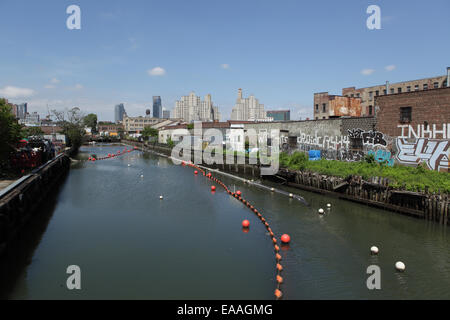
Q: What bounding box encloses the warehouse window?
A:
[322,103,326,112]
[400,107,412,123]
[368,105,373,115]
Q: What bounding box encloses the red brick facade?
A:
[375,87,450,138]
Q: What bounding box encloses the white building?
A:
[173,92,221,123]
[230,88,269,121]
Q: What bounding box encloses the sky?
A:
[0,0,449,121]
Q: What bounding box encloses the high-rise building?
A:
[153,96,162,118]
[20,111,40,125]
[114,103,126,123]
[173,92,220,123]
[230,89,268,121]
[267,110,291,121]
[162,108,170,119]
[15,103,28,119]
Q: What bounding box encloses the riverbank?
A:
[0,154,71,257]
[125,140,449,226]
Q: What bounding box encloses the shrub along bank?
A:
[279,152,450,193]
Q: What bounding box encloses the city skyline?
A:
[1,0,449,121]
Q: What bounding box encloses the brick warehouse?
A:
[375,87,450,138]
[375,87,450,172]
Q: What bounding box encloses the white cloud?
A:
[361,69,375,76]
[221,64,230,69]
[74,84,83,90]
[50,78,60,84]
[44,84,56,89]
[0,86,35,98]
[148,67,166,76]
[385,65,396,72]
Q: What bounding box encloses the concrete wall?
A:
[0,155,70,257]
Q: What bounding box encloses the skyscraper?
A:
[162,108,170,119]
[16,103,28,119]
[231,89,268,121]
[114,103,126,123]
[173,92,220,123]
[153,96,162,118]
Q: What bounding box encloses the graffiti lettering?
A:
[398,124,450,139]
[367,149,394,166]
[396,138,450,172]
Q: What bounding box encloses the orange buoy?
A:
[211,186,216,191]
[272,238,277,244]
[236,190,242,196]
[274,245,280,252]
[276,253,282,261]
[242,220,250,228]
[194,171,198,175]
[276,275,283,284]
[276,263,283,271]
[275,289,283,299]
[281,234,291,244]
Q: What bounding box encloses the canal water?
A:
[1,144,449,299]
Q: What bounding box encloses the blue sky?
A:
[0,0,449,121]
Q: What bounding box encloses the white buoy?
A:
[159,195,163,200]
[395,261,406,272]
[140,175,144,178]
[289,193,293,198]
[370,246,379,255]
[327,203,331,208]
[271,188,275,192]
[318,208,325,214]
[128,164,131,167]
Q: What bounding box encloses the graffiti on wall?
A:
[396,138,450,172]
[347,129,387,146]
[367,149,395,167]
[398,124,450,139]
[296,132,349,151]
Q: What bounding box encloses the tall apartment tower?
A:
[153,96,162,118]
[231,89,268,121]
[114,103,126,123]
[173,91,220,123]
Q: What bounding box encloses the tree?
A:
[0,98,23,166]
[52,107,85,153]
[141,126,158,141]
[83,113,97,133]
[23,126,44,137]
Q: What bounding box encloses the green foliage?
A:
[141,126,158,140]
[187,124,194,130]
[52,107,85,151]
[0,99,23,165]
[83,113,98,132]
[364,153,376,164]
[23,126,44,137]
[279,151,450,193]
[279,152,308,171]
[167,137,175,148]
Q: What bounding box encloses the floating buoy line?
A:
[87,146,138,161]
[182,160,287,300]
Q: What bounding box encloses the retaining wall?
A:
[0,154,71,257]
